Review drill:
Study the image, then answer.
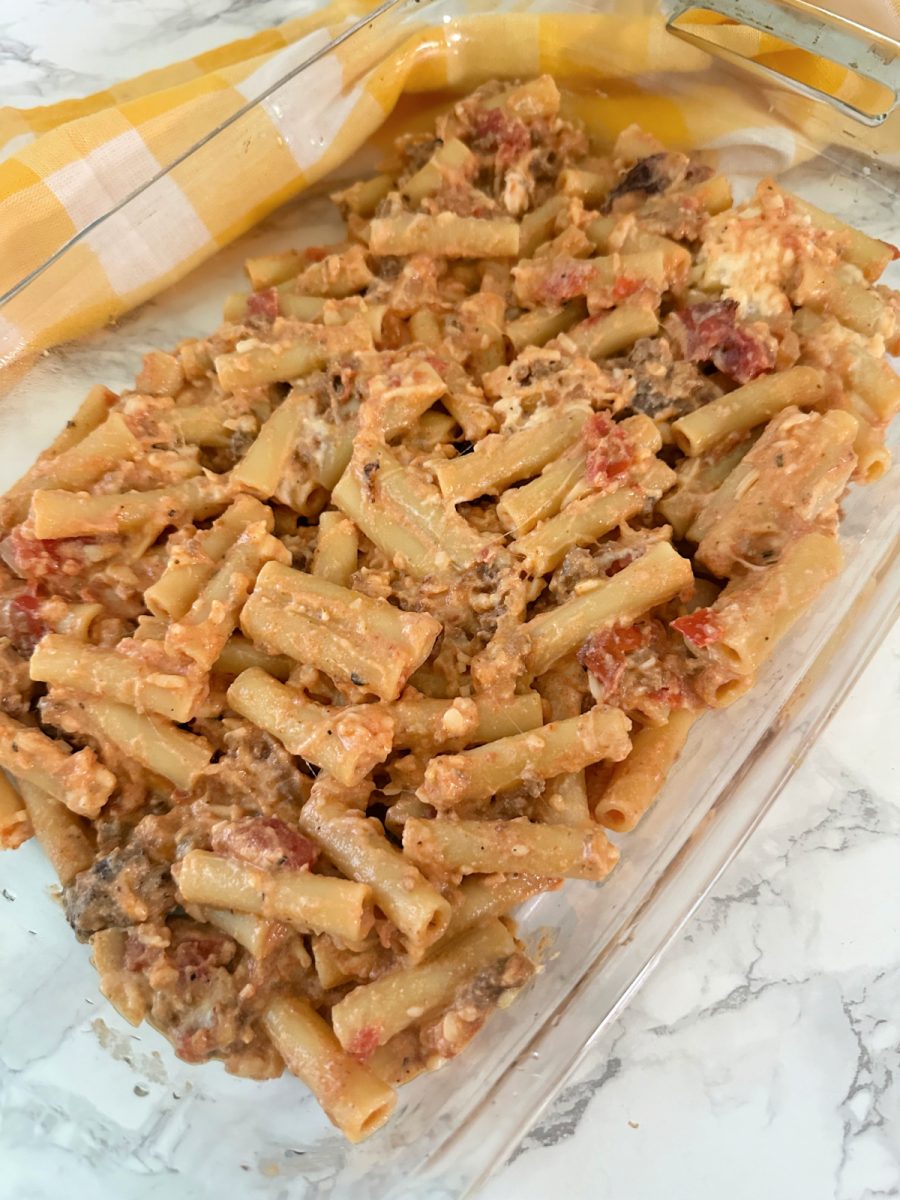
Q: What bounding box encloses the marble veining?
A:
[0,3,898,1198]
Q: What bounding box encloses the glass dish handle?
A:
[666,0,899,126]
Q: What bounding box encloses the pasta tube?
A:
[689,407,857,577]
[784,191,894,281]
[330,919,517,1055]
[505,303,584,354]
[0,412,141,527]
[0,712,114,819]
[298,781,451,952]
[17,778,94,885]
[440,873,554,945]
[0,773,32,850]
[369,214,519,259]
[29,633,205,723]
[795,262,888,337]
[331,173,393,218]
[557,305,659,359]
[263,996,395,1142]
[691,531,843,688]
[30,474,231,540]
[90,928,150,1026]
[511,459,675,576]
[212,635,292,681]
[434,407,586,503]
[229,391,312,497]
[226,669,394,786]
[241,563,441,700]
[215,340,327,392]
[401,138,475,203]
[417,707,631,810]
[311,510,359,587]
[165,520,290,671]
[145,496,274,621]
[383,691,544,752]
[174,849,373,944]
[83,699,213,790]
[332,445,494,576]
[202,909,288,959]
[671,366,826,456]
[591,709,698,832]
[524,541,694,676]
[403,818,619,881]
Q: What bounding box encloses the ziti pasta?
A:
[1,75,898,1142]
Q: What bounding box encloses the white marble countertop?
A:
[0,3,898,1198]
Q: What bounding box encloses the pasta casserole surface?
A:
[1,75,898,1141]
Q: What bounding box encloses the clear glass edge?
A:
[0,0,411,311]
[455,530,900,1199]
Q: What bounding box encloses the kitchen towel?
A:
[0,0,896,365]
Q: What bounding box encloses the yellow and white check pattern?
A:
[0,0,896,366]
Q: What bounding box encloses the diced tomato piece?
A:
[671,608,724,648]
[210,816,319,872]
[124,930,162,973]
[583,412,635,489]
[0,583,47,653]
[347,1023,382,1063]
[603,554,635,577]
[246,288,279,322]
[675,299,775,385]
[536,260,596,305]
[11,589,43,636]
[471,108,531,171]
[170,932,235,983]
[1,527,90,583]
[612,276,641,302]
[578,622,648,694]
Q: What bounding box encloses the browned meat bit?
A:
[169,924,237,983]
[485,347,604,430]
[420,952,534,1060]
[129,920,246,1065]
[65,844,175,941]
[606,152,689,210]
[197,723,309,815]
[0,637,32,716]
[210,815,319,871]
[613,337,721,422]
[547,527,671,606]
[397,133,442,174]
[668,299,777,384]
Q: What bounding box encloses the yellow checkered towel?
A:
[0,0,896,366]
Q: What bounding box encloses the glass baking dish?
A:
[0,1,897,1196]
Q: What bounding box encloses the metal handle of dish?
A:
[665,0,899,126]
